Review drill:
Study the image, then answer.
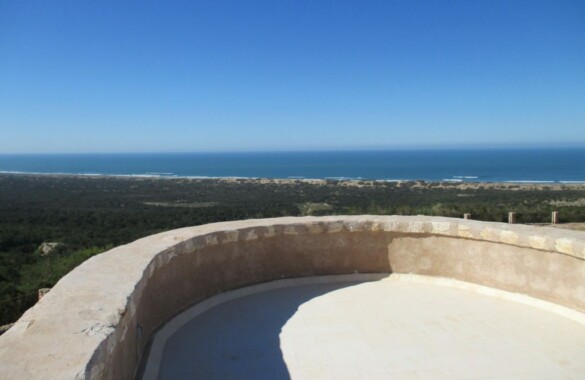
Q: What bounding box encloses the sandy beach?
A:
[3,172,585,192]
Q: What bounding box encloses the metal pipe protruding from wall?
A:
[552,211,559,224]
[508,212,516,224]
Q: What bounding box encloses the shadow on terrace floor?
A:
[156,281,365,380]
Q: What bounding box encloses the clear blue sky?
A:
[1,0,584,153]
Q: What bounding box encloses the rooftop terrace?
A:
[0,216,584,379]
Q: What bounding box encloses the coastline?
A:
[1,171,585,191]
[2,148,584,186]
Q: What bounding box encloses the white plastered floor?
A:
[144,274,585,380]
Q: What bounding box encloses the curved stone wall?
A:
[0,216,584,379]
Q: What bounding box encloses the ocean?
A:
[0,148,584,183]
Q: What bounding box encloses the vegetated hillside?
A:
[1,174,585,325]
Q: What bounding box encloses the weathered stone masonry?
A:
[0,215,583,379]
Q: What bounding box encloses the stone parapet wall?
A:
[0,216,583,379]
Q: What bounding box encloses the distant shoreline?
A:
[2,148,584,184]
[2,171,585,191]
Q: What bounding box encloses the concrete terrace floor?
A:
[144,275,585,380]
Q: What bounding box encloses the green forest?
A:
[1,174,585,325]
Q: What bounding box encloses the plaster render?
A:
[0,216,584,379]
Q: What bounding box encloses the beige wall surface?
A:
[0,216,583,379]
